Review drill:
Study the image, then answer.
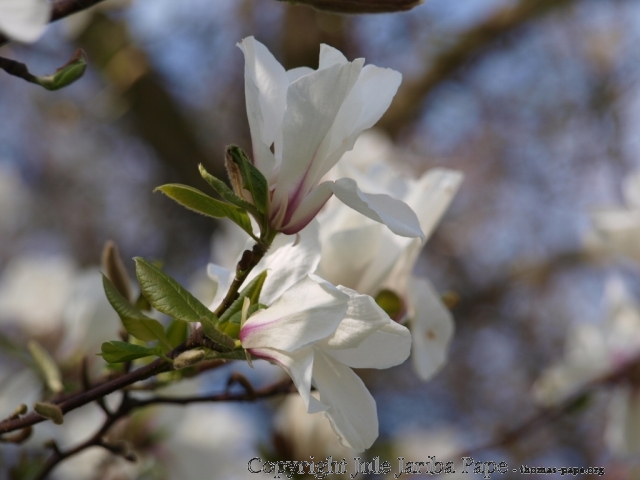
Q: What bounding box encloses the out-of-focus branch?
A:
[277,0,421,14]
[34,375,293,479]
[456,354,640,458]
[378,0,579,136]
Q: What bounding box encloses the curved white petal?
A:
[0,0,49,43]
[320,286,389,349]
[407,277,454,380]
[316,222,382,291]
[246,220,322,305]
[319,44,349,69]
[240,276,348,352]
[312,350,378,452]
[207,263,233,311]
[281,183,333,234]
[273,60,363,216]
[250,347,326,413]
[238,37,289,176]
[286,66,315,83]
[405,169,463,241]
[326,321,411,369]
[329,178,424,239]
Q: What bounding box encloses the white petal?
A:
[405,169,463,241]
[250,347,326,413]
[312,350,378,452]
[303,66,402,190]
[245,220,322,305]
[318,44,349,69]
[238,37,289,177]
[281,183,333,235]
[605,386,640,456]
[0,0,49,43]
[329,178,425,239]
[623,173,640,209]
[316,222,382,291]
[240,275,348,352]
[326,321,411,369]
[407,277,454,380]
[273,60,363,217]
[321,286,389,349]
[287,66,314,83]
[207,263,233,311]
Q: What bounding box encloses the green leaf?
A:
[198,164,261,219]
[166,319,189,348]
[199,317,235,352]
[226,146,269,215]
[155,184,255,238]
[103,275,172,349]
[27,341,63,393]
[98,341,164,364]
[33,402,64,425]
[218,271,268,325]
[227,303,266,326]
[135,258,218,325]
[33,49,88,91]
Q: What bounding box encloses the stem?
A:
[0,232,278,436]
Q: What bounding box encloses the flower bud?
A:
[33,402,64,425]
[173,349,207,369]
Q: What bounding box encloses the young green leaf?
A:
[155,184,255,238]
[33,402,64,425]
[198,164,261,219]
[218,271,268,324]
[103,275,172,349]
[199,317,235,352]
[27,341,63,393]
[226,303,266,326]
[226,146,269,215]
[98,341,164,364]
[101,240,132,302]
[166,319,189,348]
[135,258,218,324]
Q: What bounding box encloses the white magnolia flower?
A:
[316,131,462,380]
[238,36,423,238]
[208,222,410,451]
[0,0,50,43]
[533,277,640,456]
[587,172,640,261]
[240,275,410,452]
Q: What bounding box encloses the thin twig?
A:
[33,377,293,479]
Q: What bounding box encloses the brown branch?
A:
[378,0,579,136]
[33,377,293,479]
[278,0,421,14]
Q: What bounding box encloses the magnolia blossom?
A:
[316,131,462,380]
[0,0,50,43]
[533,277,640,456]
[241,275,410,452]
[208,222,411,451]
[586,173,640,262]
[238,36,423,238]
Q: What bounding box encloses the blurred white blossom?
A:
[533,277,640,456]
[0,0,50,43]
[586,173,640,262]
